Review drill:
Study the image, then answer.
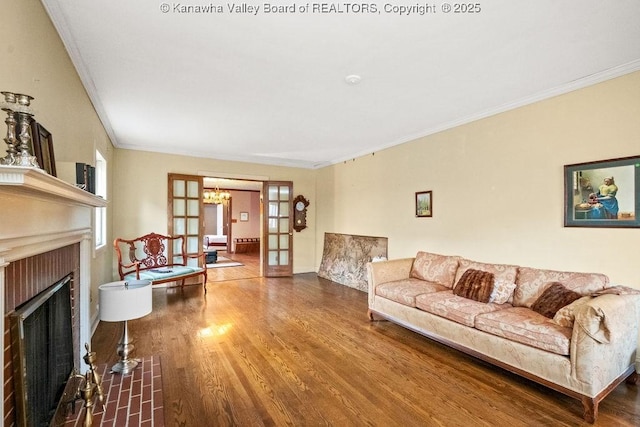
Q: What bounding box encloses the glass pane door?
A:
[263,181,293,277]
[168,173,203,267]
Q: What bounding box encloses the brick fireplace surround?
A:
[0,166,106,426]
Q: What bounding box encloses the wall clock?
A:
[293,195,309,232]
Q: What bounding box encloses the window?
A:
[95,150,107,248]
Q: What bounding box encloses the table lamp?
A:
[98,280,152,374]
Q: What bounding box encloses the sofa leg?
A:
[367,309,387,321]
[581,396,597,424]
[626,370,638,385]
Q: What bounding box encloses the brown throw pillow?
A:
[453,269,495,303]
[531,282,582,318]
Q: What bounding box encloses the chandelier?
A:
[203,186,230,204]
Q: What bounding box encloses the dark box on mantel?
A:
[75,162,95,194]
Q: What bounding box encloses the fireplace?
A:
[10,273,74,426]
[4,245,80,426]
[1,166,107,426]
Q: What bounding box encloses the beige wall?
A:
[316,71,640,288]
[229,190,261,240]
[1,0,115,322]
[112,149,318,273]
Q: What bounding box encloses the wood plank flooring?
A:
[205,251,261,282]
[91,274,640,426]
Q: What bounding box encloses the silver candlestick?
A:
[1,107,18,165]
[1,91,38,167]
[15,111,38,167]
[1,91,18,165]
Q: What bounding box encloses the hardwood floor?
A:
[91,274,640,426]
[206,251,261,282]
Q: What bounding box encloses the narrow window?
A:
[95,150,107,248]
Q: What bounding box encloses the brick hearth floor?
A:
[64,355,164,427]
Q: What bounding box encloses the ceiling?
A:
[42,1,640,169]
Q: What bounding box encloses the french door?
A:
[263,181,293,277]
[168,173,203,266]
[167,175,292,277]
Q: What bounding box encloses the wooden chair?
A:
[114,232,207,292]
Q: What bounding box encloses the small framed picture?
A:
[415,191,432,217]
[240,212,249,222]
[564,155,639,228]
[30,121,56,177]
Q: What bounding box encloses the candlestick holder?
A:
[1,107,18,165]
[1,91,38,167]
[15,111,39,167]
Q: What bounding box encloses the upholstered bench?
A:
[114,232,208,292]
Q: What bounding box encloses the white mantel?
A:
[0,165,107,417]
[0,165,105,209]
[0,166,106,259]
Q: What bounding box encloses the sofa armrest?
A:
[367,258,414,305]
[571,294,640,388]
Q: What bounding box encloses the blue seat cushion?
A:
[123,265,204,282]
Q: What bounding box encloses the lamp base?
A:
[110,319,140,375]
[110,358,140,375]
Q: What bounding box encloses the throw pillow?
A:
[552,296,592,328]
[453,269,495,303]
[531,282,582,318]
[489,280,517,305]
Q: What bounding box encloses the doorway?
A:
[203,177,263,281]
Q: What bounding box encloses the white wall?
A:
[316,71,640,289]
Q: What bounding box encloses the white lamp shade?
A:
[99,280,152,322]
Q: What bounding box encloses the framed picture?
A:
[30,121,56,177]
[240,212,249,222]
[564,155,640,228]
[415,191,432,217]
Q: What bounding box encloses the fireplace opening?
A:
[10,273,74,426]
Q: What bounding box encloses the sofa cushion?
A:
[376,278,449,307]
[475,307,572,355]
[453,269,495,303]
[531,282,582,318]
[454,259,518,286]
[513,267,609,308]
[416,291,509,327]
[410,252,460,288]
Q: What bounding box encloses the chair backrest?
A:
[114,233,187,278]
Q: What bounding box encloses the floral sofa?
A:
[367,251,640,423]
